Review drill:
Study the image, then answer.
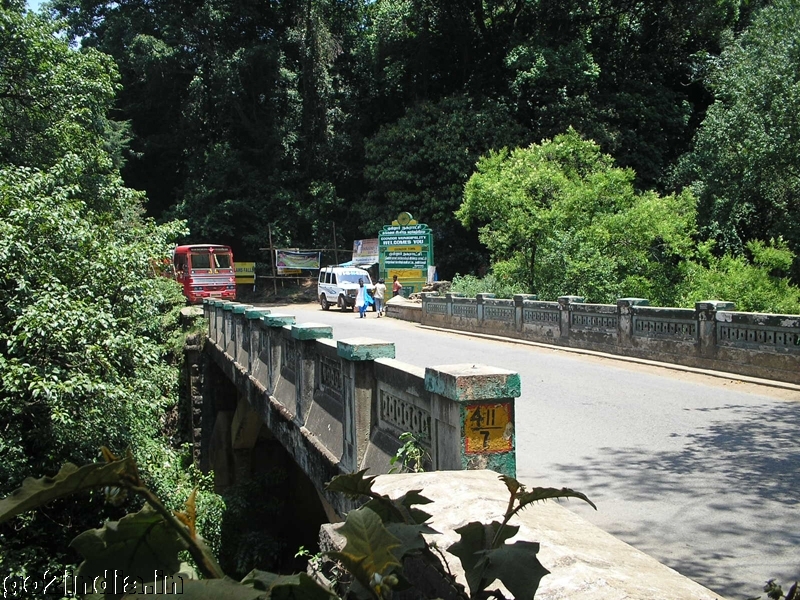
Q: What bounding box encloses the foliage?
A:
[0,3,225,581]
[457,129,696,304]
[389,432,430,474]
[49,0,757,272]
[676,240,800,314]
[362,95,525,277]
[675,0,800,281]
[749,580,800,600]
[450,274,527,300]
[0,453,595,600]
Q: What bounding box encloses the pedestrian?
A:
[392,274,402,297]
[356,278,370,318]
[374,278,386,317]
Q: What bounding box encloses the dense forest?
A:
[43,0,800,294]
[2,0,800,586]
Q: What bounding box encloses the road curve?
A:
[258,302,800,599]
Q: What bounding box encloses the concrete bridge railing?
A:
[416,294,800,384]
[200,299,519,515]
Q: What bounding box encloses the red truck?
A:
[173,244,237,303]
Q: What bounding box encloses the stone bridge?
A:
[186,299,735,600]
[189,299,519,517]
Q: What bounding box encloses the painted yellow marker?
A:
[464,403,513,454]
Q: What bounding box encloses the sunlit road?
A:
[259,302,800,599]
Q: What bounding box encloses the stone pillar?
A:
[214,300,228,346]
[424,364,520,477]
[245,308,270,374]
[291,323,333,426]
[203,299,214,340]
[184,331,205,467]
[617,298,649,347]
[476,293,496,327]
[696,300,735,359]
[558,295,584,340]
[514,294,538,332]
[232,304,253,366]
[445,292,463,325]
[261,314,296,394]
[337,338,396,473]
[222,302,236,357]
[420,292,439,323]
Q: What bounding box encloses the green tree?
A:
[677,240,800,313]
[0,5,200,578]
[675,0,800,280]
[456,129,696,303]
[363,95,524,277]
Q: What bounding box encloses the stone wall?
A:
[418,293,800,384]
[201,299,520,516]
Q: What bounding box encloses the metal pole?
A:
[268,225,278,296]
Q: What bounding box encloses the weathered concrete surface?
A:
[425,364,521,401]
[363,470,729,600]
[385,295,422,323]
[337,337,397,361]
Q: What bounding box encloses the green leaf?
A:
[325,470,377,498]
[327,507,402,588]
[71,504,188,590]
[447,521,519,595]
[0,456,137,524]
[475,541,549,600]
[385,522,435,560]
[499,475,521,496]
[516,487,597,511]
[361,489,434,526]
[123,577,266,599]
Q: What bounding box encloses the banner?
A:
[275,250,321,272]
[352,238,379,263]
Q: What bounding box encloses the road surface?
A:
[259,302,800,599]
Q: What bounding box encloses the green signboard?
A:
[378,213,434,295]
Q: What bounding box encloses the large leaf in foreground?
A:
[0,456,136,524]
[71,504,187,589]
[325,470,377,498]
[327,507,402,587]
[516,487,597,511]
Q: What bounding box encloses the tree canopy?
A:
[676,0,800,281]
[45,0,762,278]
[0,5,209,579]
[457,129,696,303]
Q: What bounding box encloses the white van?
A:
[317,266,374,311]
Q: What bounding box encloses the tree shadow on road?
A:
[547,401,800,598]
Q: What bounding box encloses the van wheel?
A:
[338,295,347,311]
[320,294,330,311]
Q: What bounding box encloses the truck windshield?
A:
[191,253,232,270]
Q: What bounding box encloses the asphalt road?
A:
[260,302,800,599]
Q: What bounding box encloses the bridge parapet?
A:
[420,294,800,384]
[201,300,520,513]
